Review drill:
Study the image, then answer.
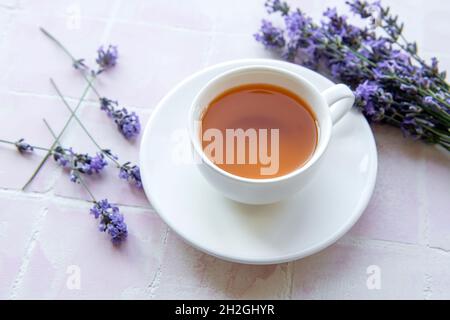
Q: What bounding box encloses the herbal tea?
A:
[201,84,318,179]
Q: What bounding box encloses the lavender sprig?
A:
[256,0,450,151]
[99,98,141,139]
[0,138,48,153]
[40,27,141,140]
[90,199,128,245]
[96,45,118,73]
[119,162,142,189]
[43,121,127,245]
[15,138,34,153]
[50,79,143,188]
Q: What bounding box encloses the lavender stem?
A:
[49,78,121,167]
[43,119,97,202]
[39,27,102,98]
[0,139,51,152]
[22,76,96,190]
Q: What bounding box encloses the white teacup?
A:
[188,65,355,205]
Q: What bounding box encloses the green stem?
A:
[40,27,102,98]
[75,172,97,203]
[22,77,96,190]
[49,78,121,167]
[43,119,96,203]
[421,125,450,142]
[0,139,50,152]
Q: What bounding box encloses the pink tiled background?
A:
[0,0,449,299]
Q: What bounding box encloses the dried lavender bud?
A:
[90,199,127,244]
[99,98,141,139]
[119,162,142,189]
[14,139,34,153]
[96,45,118,73]
[52,146,108,182]
[254,20,285,50]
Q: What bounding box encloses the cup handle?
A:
[322,84,355,125]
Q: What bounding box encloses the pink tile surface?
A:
[95,22,211,109]
[0,12,107,100]
[116,0,215,31]
[291,241,427,300]
[0,92,77,192]
[154,232,290,299]
[423,148,450,251]
[349,125,424,244]
[0,0,448,299]
[0,196,45,299]
[14,201,165,299]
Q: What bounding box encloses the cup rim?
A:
[188,65,332,185]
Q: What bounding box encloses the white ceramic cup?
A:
[188,65,355,205]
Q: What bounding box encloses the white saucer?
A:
[140,59,377,265]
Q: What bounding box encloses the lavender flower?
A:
[265,0,290,15]
[96,45,118,72]
[254,20,286,50]
[119,162,142,188]
[256,0,450,150]
[90,199,127,244]
[347,0,381,19]
[14,139,34,153]
[52,146,108,182]
[99,97,141,139]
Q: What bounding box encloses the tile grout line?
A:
[338,235,450,257]
[417,148,433,299]
[202,8,218,67]
[8,206,48,299]
[286,261,295,299]
[4,90,157,116]
[99,0,122,44]
[417,148,430,247]
[0,187,154,212]
[146,226,170,298]
[4,89,100,105]
[4,88,151,113]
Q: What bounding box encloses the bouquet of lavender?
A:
[255,0,450,151]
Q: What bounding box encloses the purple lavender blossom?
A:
[52,146,107,182]
[254,20,286,50]
[119,162,142,188]
[90,199,127,244]
[53,147,71,167]
[347,0,381,19]
[89,154,108,173]
[99,97,141,139]
[96,45,118,72]
[14,139,34,153]
[118,111,141,139]
[265,0,290,15]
